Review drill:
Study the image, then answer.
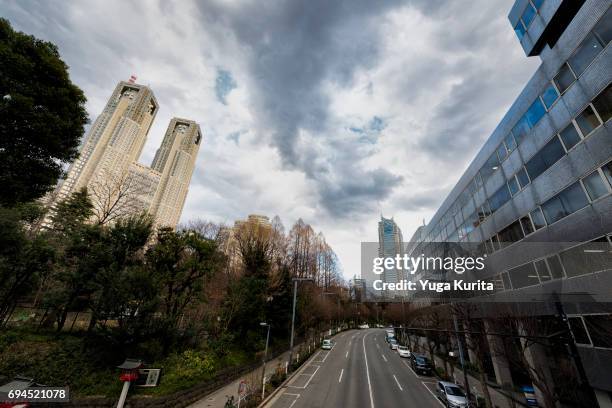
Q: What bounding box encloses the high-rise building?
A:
[378,216,404,295]
[45,80,202,229]
[406,1,611,405]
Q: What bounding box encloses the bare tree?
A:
[88,171,145,225]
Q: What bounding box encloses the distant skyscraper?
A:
[377,216,404,295]
[45,80,201,229]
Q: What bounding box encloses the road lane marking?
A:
[362,333,375,408]
[393,374,403,391]
[345,351,349,358]
[422,381,445,407]
[381,354,387,362]
[303,365,320,388]
[338,368,344,383]
[376,343,380,349]
[402,360,418,377]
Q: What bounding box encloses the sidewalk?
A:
[187,338,329,408]
[187,350,290,408]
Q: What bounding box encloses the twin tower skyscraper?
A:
[47,79,201,229]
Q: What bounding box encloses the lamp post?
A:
[260,322,271,401]
[288,277,314,369]
[116,359,143,408]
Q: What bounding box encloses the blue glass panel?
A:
[521,3,536,27]
[541,83,559,109]
[525,99,546,127]
[512,116,530,144]
[514,21,526,40]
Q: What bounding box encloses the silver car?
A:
[436,381,469,408]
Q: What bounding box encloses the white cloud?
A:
[1,0,539,280]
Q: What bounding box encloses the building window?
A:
[569,317,592,345]
[515,21,527,40]
[525,98,546,127]
[520,215,535,235]
[568,33,604,77]
[582,171,609,201]
[593,8,612,45]
[521,2,537,27]
[546,254,565,279]
[584,315,612,349]
[525,136,565,180]
[499,220,524,243]
[541,83,559,109]
[530,208,546,230]
[480,152,500,180]
[592,84,612,123]
[512,116,531,144]
[541,181,589,224]
[489,184,511,212]
[516,168,530,188]
[558,122,581,150]
[508,176,520,196]
[534,259,551,281]
[509,262,539,289]
[504,133,517,152]
[575,105,601,136]
[554,64,576,93]
[559,239,611,278]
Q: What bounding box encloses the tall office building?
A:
[405,1,611,406]
[46,80,202,229]
[378,216,404,295]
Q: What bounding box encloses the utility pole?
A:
[453,312,472,402]
[260,322,271,401]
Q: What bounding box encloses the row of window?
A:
[570,313,612,349]
[482,160,612,255]
[491,235,612,292]
[455,86,611,244]
[425,8,610,245]
[431,81,611,245]
[514,0,545,40]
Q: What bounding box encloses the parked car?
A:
[358,324,370,329]
[397,345,410,358]
[436,381,469,407]
[388,338,398,350]
[321,339,333,350]
[410,353,432,375]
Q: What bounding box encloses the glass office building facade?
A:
[406,1,611,405]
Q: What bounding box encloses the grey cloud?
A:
[192,0,414,217]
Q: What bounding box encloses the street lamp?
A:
[288,277,314,369]
[260,322,271,401]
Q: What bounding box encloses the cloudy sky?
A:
[2,0,539,279]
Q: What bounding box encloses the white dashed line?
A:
[338,368,344,383]
[393,374,403,391]
[362,333,375,408]
[381,354,387,362]
[345,351,349,358]
[422,381,445,407]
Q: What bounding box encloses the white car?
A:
[388,338,398,350]
[321,339,333,350]
[397,345,411,358]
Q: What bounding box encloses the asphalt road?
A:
[264,329,444,408]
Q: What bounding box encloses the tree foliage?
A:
[0,18,88,206]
